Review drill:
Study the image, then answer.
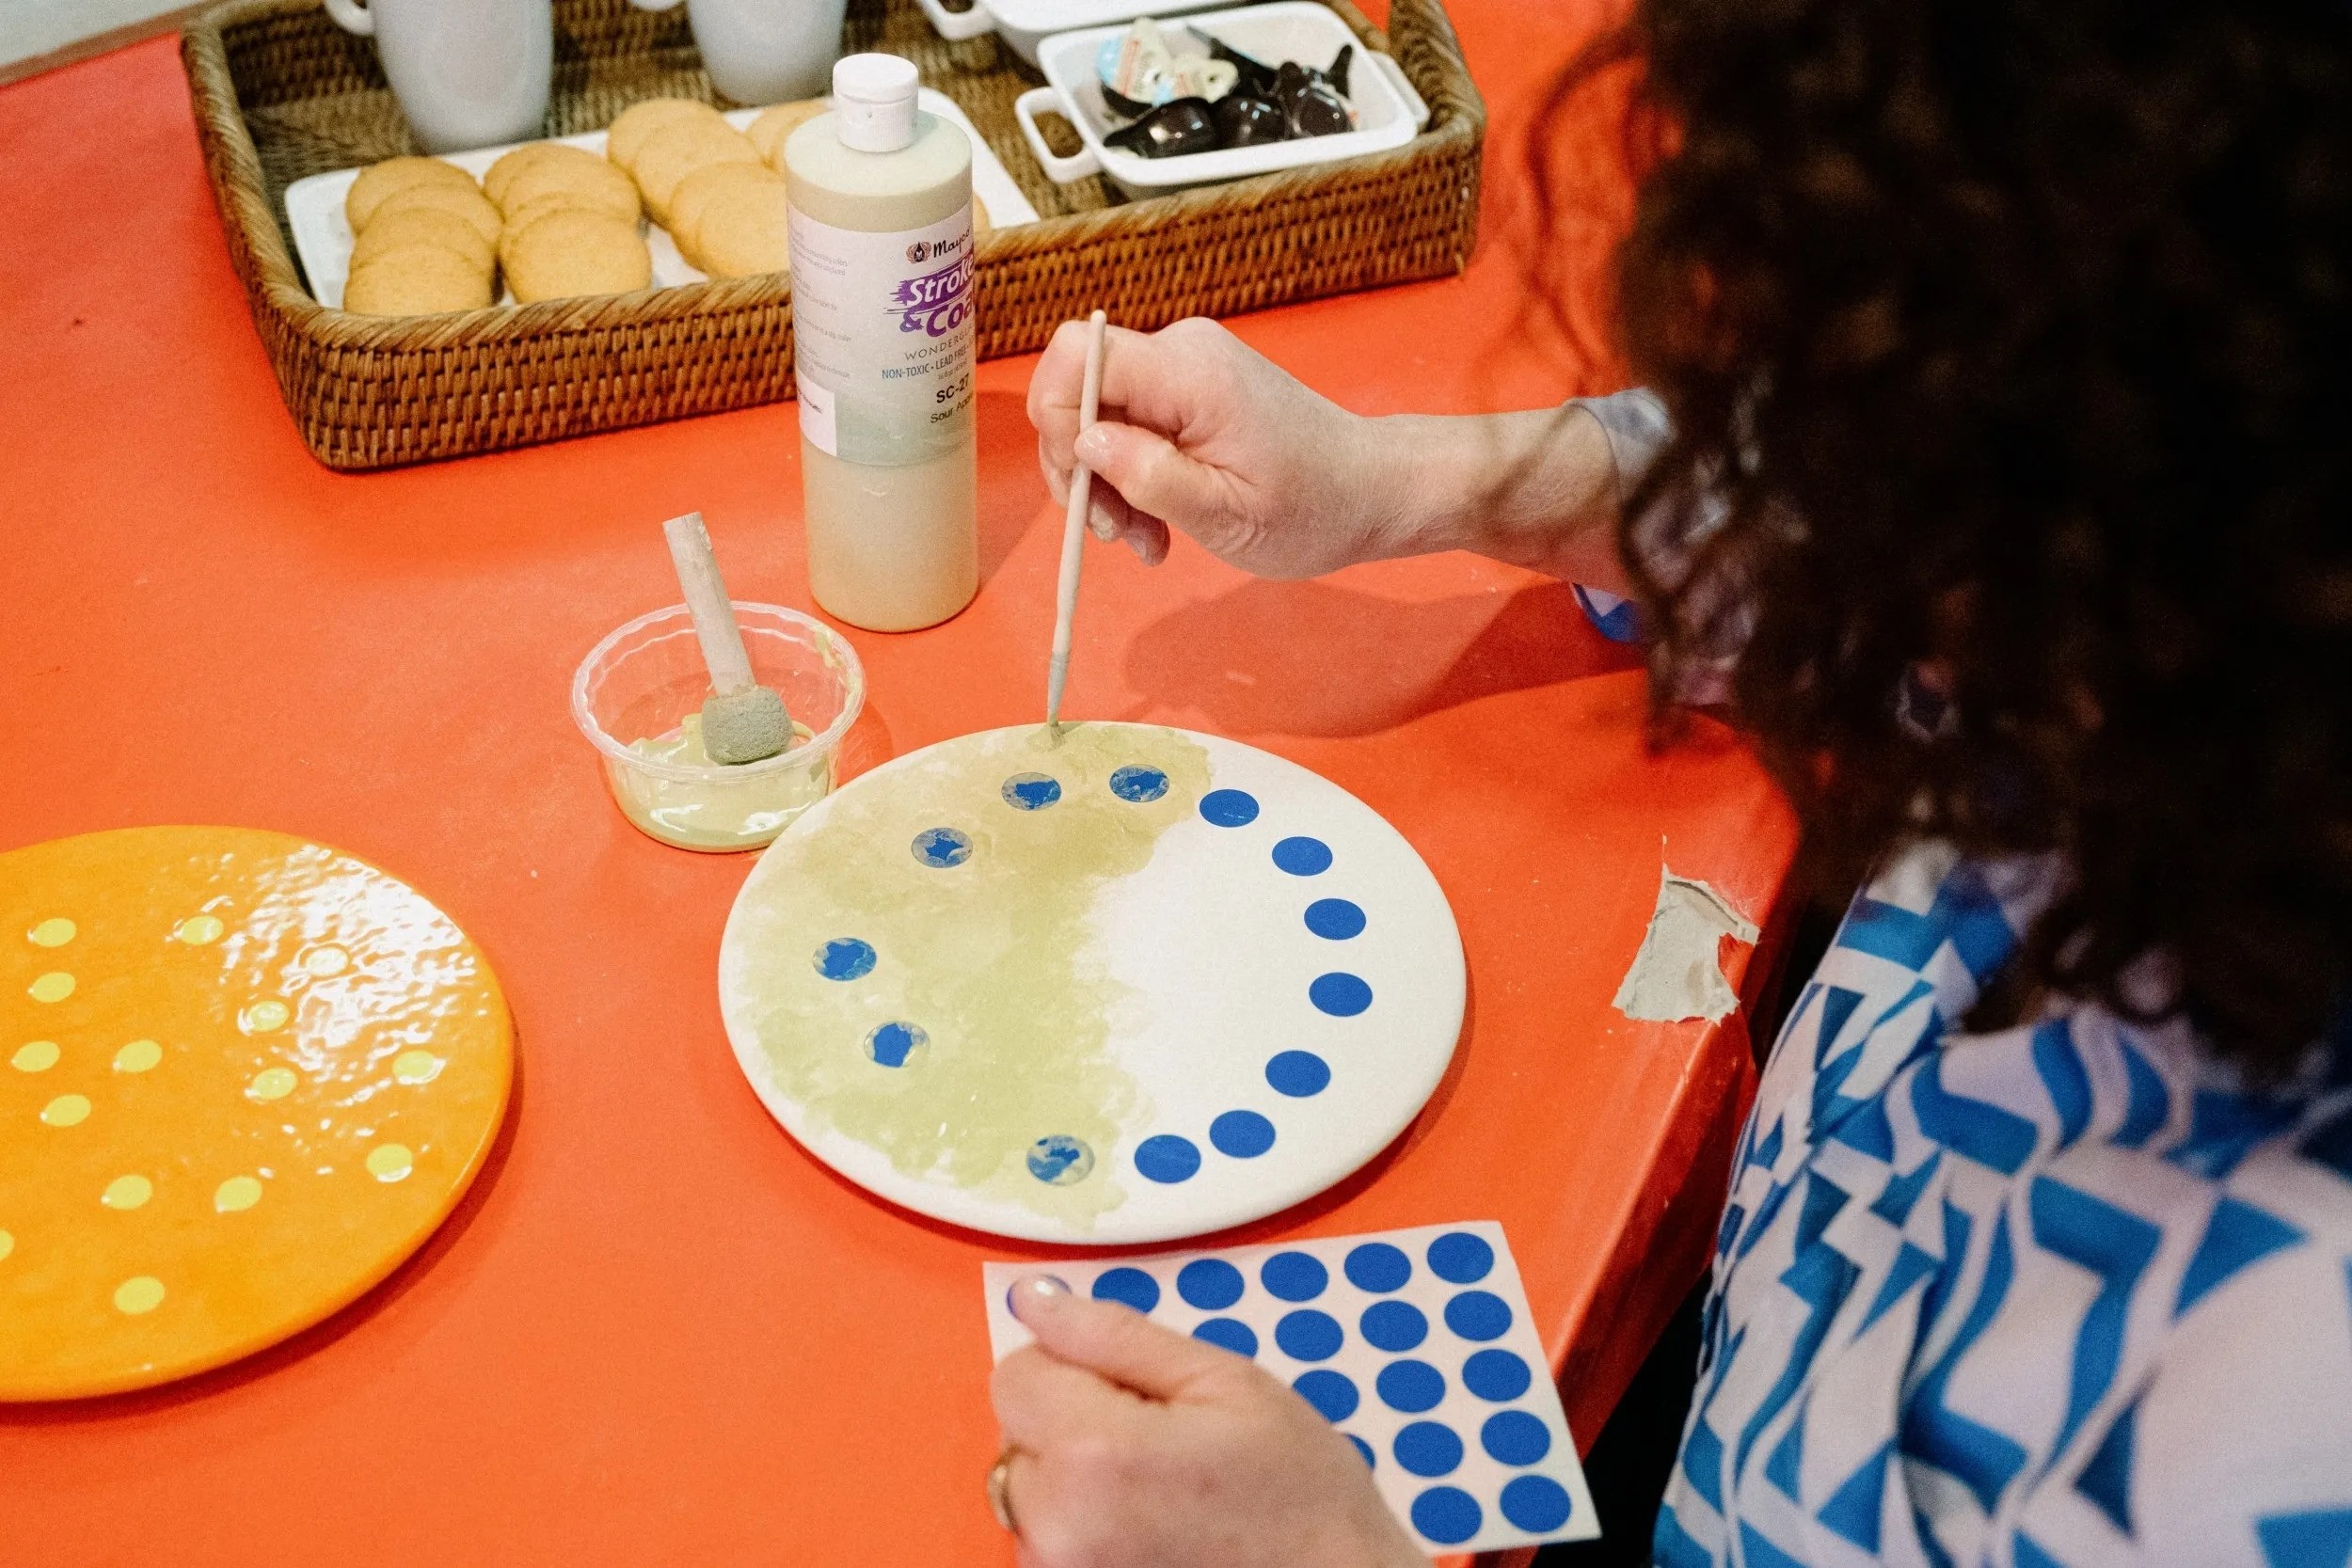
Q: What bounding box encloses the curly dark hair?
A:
[1535,0,2352,1068]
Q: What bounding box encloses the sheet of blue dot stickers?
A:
[981,1221,1600,1554]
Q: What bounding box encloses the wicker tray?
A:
[181,0,1486,470]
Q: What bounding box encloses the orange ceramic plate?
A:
[0,826,512,1400]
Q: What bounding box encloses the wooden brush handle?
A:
[661,512,756,696]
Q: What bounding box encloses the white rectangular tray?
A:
[284,91,1039,309]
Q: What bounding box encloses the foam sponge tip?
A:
[701,686,792,765]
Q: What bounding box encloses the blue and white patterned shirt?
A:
[1564,390,2352,1568]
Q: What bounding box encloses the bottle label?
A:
[787,204,977,467]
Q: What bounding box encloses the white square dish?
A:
[912,0,1229,65]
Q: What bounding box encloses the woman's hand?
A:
[990,1276,1424,1568]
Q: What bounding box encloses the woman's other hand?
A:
[990,1276,1423,1568]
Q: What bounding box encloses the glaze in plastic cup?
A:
[572,603,864,852]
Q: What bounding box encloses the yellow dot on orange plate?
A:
[215,1176,262,1212]
[246,1067,297,1101]
[0,1230,11,1261]
[114,1038,162,1072]
[392,1050,443,1085]
[12,1040,60,1072]
[302,945,350,976]
[27,918,75,947]
[239,1000,291,1035]
[102,1175,152,1211]
[175,914,224,944]
[40,1094,90,1127]
[113,1276,166,1315]
[27,973,73,1004]
[366,1143,414,1182]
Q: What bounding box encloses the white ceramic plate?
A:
[718,723,1465,1244]
[913,0,1229,65]
[283,91,1038,309]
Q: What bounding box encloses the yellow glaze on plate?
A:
[0,827,512,1400]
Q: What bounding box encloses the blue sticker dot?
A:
[1025,1135,1095,1185]
[1410,1486,1483,1546]
[1001,772,1063,810]
[911,827,972,867]
[1264,1051,1330,1098]
[1134,1134,1201,1184]
[1375,1358,1446,1413]
[814,938,876,981]
[1176,1259,1245,1310]
[1481,1410,1552,1466]
[1501,1474,1574,1533]
[1209,1110,1276,1159]
[1393,1421,1465,1478]
[1348,1434,1375,1468]
[1091,1267,1160,1313]
[1360,1299,1428,1354]
[1463,1349,1534,1402]
[1198,789,1260,827]
[1274,1309,1343,1362]
[1343,1242,1412,1293]
[1272,836,1333,876]
[1260,1251,1328,1302]
[863,1021,927,1067]
[1309,973,1373,1017]
[1427,1230,1495,1283]
[1109,765,1169,802]
[1445,1290,1513,1342]
[1304,898,1366,940]
[1292,1370,1359,1422]
[1192,1317,1258,1356]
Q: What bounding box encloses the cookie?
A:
[670,162,785,267]
[494,142,641,224]
[499,189,606,239]
[345,156,477,233]
[482,142,569,209]
[605,97,725,173]
[747,98,828,165]
[974,193,993,240]
[500,208,653,303]
[692,178,792,280]
[632,119,762,223]
[349,202,497,276]
[371,181,502,248]
[343,244,495,315]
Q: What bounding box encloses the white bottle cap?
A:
[833,54,921,153]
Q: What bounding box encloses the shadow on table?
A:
[1119,578,1643,737]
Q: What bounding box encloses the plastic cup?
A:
[571,603,865,852]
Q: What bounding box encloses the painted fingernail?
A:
[1089,502,1119,540]
[1074,425,1111,466]
[1016,1274,1071,1307]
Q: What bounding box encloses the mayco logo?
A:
[906,231,969,265]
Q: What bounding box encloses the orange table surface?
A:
[0,6,1796,1563]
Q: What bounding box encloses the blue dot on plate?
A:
[1274,1308,1343,1363]
[1135,1134,1201,1184]
[1176,1259,1245,1310]
[1265,1051,1330,1098]
[1463,1349,1534,1402]
[1109,765,1169,802]
[1343,1242,1412,1293]
[863,1021,927,1067]
[1482,1410,1552,1466]
[1090,1267,1160,1313]
[1501,1474,1574,1533]
[1199,789,1260,827]
[1360,1299,1428,1354]
[813,938,876,981]
[1427,1230,1496,1284]
[1025,1135,1094,1185]
[1349,1434,1375,1468]
[1260,1251,1328,1302]
[1001,772,1063,811]
[1209,1110,1276,1159]
[911,827,972,868]
[1304,898,1367,940]
[1192,1317,1258,1356]
[1410,1486,1483,1546]
[1272,836,1333,876]
[1292,1370,1359,1422]
[1393,1421,1465,1478]
[1375,1359,1446,1413]
[1309,973,1373,1017]
[1445,1290,1513,1342]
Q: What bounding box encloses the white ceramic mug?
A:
[628,0,847,107]
[323,0,553,152]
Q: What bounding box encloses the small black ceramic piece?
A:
[1207,37,1279,96]
[1275,63,1352,138]
[1211,92,1291,147]
[1104,97,1220,158]
[1102,83,1156,120]
[1325,43,1354,97]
